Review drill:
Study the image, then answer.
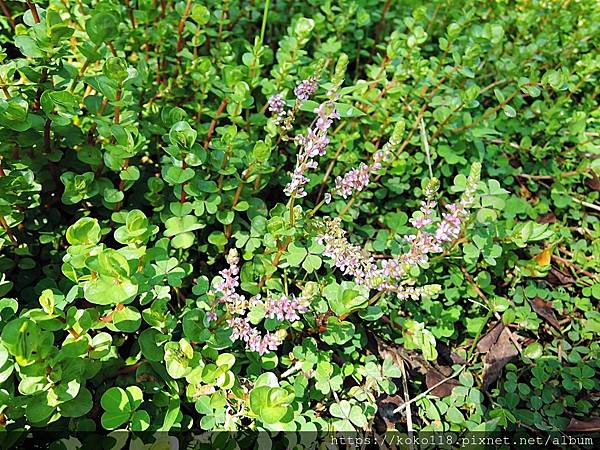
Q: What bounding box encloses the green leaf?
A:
[86,11,119,44]
[322,317,355,345]
[101,387,130,412]
[101,410,131,430]
[403,320,438,361]
[324,281,369,317]
[190,5,210,24]
[302,254,322,273]
[523,342,543,359]
[164,166,196,185]
[66,217,101,245]
[89,332,112,359]
[249,386,292,424]
[109,306,142,332]
[1,318,42,366]
[164,215,203,237]
[84,275,138,305]
[15,36,44,58]
[26,397,56,424]
[169,121,197,148]
[126,386,144,410]
[502,105,516,117]
[59,387,93,418]
[130,410,150,431]
[285,242,307,267]
[171,231,195,249]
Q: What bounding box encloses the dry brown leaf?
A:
[426,369,460,398]
[376,395,405,431]
[547,267,576,286]
[529,296,561,331]
[585,171,600,192]
[436,340,466,370]
[477,322,504,353]
[519,184,533,199]
[565,417,600,433]
[483,326,519,391]
[536,211,557,224]
[376,335,431,376]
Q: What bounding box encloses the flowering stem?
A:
[419,118,434,179]
[224,163,254,239]
[309,198,326,217]
[316,136,348,202]
[258,236,292,289]
[288,195,296,226]
[338,194,357,218]
[259,0,270,46]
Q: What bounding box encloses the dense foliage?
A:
[0,0,598,447]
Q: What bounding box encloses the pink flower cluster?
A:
[284,100,340,198]
[214,251,244,305]
[228,317,282,355]
[267,94,286,123]
[213,249,309,355]
[294,77,318,100]
[333,149,388,199]
[318,163,481,299]
[264,294,308,322]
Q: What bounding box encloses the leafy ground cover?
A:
[0,0,599,447]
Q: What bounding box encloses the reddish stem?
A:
[26,1,40,23]
[180,159,187,203]
[0,0,15,29]
[203,98,229,149]
[124,0,136,28]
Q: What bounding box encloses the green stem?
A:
[467,309,493,361]
[259,0,270,46]
[69,43,101,92]
[338,194,357,218]
[309,198,326,217]
[288,195,296,227]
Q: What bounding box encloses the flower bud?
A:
[103,57,128,82]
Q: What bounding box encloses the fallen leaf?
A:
[451,352,467,365]
[533,246,553,266]
[426,369,460,398]
[482,326,519,391]
[585,171,600,192]
[477,322,504,353]
[565,417,600,433]
[376,395,404,431]
[436,341,465,371]
[536,211,557,224]
[519,184,533,199]
[547,267,576,286]
[529,296,561,331]
[375,334,431,376]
